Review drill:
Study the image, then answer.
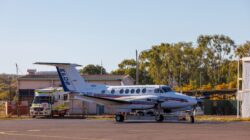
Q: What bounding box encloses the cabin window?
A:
[101,90,105,94]
[142,88,146,93]
[131,89,135,94]
[136,89,140,94]
[120,89,124,94]
[125,89,129,94]
[111,89,115,94]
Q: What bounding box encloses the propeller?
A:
[195,96,204,111]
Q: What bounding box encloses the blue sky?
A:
[0,0,249,74]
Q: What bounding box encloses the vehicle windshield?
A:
[33,96,52,104]
[161,86,172,93]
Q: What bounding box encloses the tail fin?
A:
[34,62,88,92]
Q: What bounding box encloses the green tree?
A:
[111,59,137,80]
[0,74,16,101]
[80,65,107,75]
[197,35,236,85]
[137,34,238,89]
[236,41,250,58]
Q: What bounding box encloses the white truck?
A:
[30,87,84,118]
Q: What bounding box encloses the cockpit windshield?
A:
[33,96,52,104]
[161,86,172,93]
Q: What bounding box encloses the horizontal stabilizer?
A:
[34,62,82,67]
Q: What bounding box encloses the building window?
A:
[120,89,124,94]
[111,89,115,94]
[125,89,129,94]
[142,88,146,93]
[131,89,135,94]
[136,89,140,94]
[63,94,68,101]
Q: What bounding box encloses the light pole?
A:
[180,46,184,93]
[16,63,20,117]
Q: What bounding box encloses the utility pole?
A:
[136,50,139,85]
[200,71,202,88]
[16,63,20,117]
[8,76,11,102]
[228,63,230,89]
[100,60,103,75]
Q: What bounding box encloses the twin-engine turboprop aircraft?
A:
[35,62,201,123]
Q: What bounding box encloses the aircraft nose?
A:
[188,97,197,105]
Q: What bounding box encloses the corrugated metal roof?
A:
[18,73,131,81]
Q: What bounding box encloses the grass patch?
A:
[85,115,114,120]
[196,115,250,122]
[0,115,31,120]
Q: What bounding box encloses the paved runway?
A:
[0,119,250,140]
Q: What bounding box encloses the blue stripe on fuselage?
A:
[56,67,70,92]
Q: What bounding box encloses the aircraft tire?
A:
[155,115,164,122]
[115,114,124,122]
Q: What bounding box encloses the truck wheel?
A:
[59,114,65,118]
[155,115,164,122]
[50,112,54,118]
[115,114,124,122]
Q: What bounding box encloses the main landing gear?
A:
[155,114,164,122]
[115,114,124,122]
[155,102,164,122]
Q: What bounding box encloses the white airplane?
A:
[35,62,202,123]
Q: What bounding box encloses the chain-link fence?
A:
[203,99,237,115]
[0,101,6,117]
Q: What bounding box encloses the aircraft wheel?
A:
[115,114,124,122]
[155,115,164,122]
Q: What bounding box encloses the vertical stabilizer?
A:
[34,62,88,92]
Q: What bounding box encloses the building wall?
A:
[19,80,60,89]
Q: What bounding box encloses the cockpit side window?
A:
[154,88,160,93]
[162,86,172,93]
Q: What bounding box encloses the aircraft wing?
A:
[76,94,130,105]
[115,95,159,102]
[76,94,159,106]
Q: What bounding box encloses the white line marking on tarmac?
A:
[0,131,109,140]
[5,131,18,133]
[27,129,41,132]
